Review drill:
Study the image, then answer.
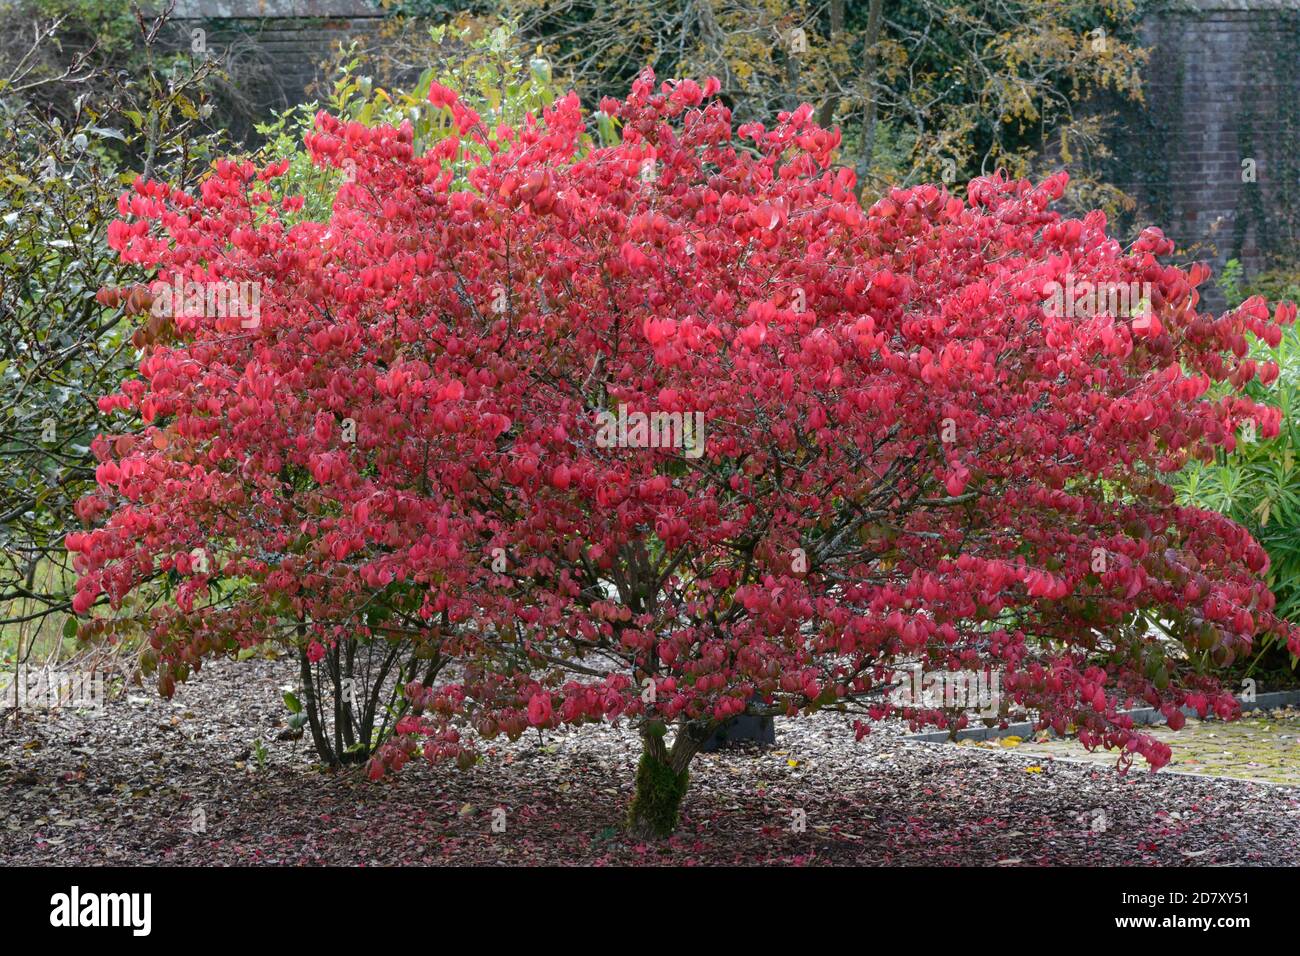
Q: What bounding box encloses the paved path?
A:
[961,706,1300,787]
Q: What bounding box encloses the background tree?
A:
[0,2,229,681]
[498,0,1146,212]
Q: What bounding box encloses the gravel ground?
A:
[2,656,1299,866]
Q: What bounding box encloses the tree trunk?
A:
[299,644,336,766]
[626,749,690,839]
[815,0,845,128]
[625,723,708,839]
[854,0,886,199]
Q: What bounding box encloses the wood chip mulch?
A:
[3,656,1299,866]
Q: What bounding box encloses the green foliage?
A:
[0,106,136,651]
[252,20,557,225]
[0,9,227,662]
[1172,260,1300,677]
[1218,256,1246,307]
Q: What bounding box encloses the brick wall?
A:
[173,0,390,133]
[1111,0,1300,302]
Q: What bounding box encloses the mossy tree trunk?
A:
[626,721,712,839]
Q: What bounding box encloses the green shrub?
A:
[1172,259,1300,683]
[0,7,227,668]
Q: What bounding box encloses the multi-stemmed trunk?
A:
[295,622,443,767]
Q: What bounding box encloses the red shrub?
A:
[73,71,1299,834]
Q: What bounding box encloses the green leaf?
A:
[283,691,303,714]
